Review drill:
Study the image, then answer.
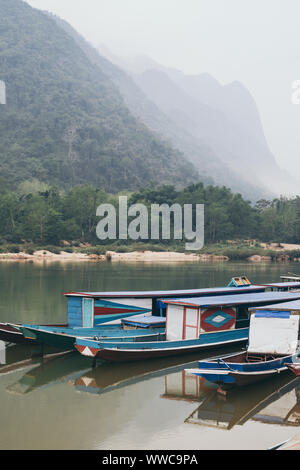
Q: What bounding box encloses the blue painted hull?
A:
[17,324,166,351]
[75,327,249,361]
[187,350,299,387]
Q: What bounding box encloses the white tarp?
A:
[248,311,299,355]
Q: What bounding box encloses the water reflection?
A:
[5,341,300,432]
[7,352,89,395]
[7,345,238,396]
[1,261,300,449]
[0,341,74,375]
[2,339,300,449]
[183,372,300,430]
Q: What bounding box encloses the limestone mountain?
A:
[0,0,196,191]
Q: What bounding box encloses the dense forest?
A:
[0,0,196,191]
[0,180,299,252]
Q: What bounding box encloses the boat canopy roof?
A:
[248,308,300,355]
[280,276,300,281]
[63,285,265,299]
[259,282,300,289]
[253,300,300,312]
[162,291,300,308]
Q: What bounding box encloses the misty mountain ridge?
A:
[99,47,298,198]
[0,0,294,201]
[0,0,197,192]
[49,18,268,200]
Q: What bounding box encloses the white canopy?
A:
[248,310,299,355]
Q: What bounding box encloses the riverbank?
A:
[0,241,300,263]
[0,249,229,263]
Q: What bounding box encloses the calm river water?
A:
[0,260,299,450]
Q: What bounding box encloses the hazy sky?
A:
[25,0,300,173]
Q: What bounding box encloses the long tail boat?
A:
[8,276,266,347]
[186,300,300,389]
[74,291,300,361]
[7,277,300,349]
[14,324,166,351]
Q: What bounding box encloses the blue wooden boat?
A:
[74,291,300,361]
[2,278,299,346]
[259,281,300,292]
[14,324,165,351]
[11,276,265,348]
[186,300,300,388]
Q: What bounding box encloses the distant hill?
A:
[47,13,274,200]
[126,56,299,197]
[0,0,197,191]
[99,51,299,198]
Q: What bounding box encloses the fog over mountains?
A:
[98,46,299,200]
[1,0,297,200]
[0,0,197,192]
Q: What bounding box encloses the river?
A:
[0,260,299,449]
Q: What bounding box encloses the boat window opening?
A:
[237,306,249,318]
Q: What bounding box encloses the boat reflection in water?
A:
[6,352,90,395]
[74,354,205,396]
[8,344,239,397]
[6,342,300,434]
[176,371,300,430]
[0,341,72,377]
[74,347,240,396]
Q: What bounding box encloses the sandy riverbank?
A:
[0,249,229,263]
[1,241,300,263]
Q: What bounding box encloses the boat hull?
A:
[18,325,166,352]
[187,351,298,388]
[19,327,76,350]
[0,324,34,344]
[75,328,249,361]
[0,323,67,345]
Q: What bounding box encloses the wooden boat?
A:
[74,291,300,361]
[186,351,297,388]
[9,276,265,348]
[186,300,300,389]
[281,274,300,282]
[7,277,295,348]
[0,322,68,345]
[2,277,297,346]
[14,323,165,351]
[261,281,300,292]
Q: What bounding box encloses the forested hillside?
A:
[0,179,299,249]
[0,0,196,191]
